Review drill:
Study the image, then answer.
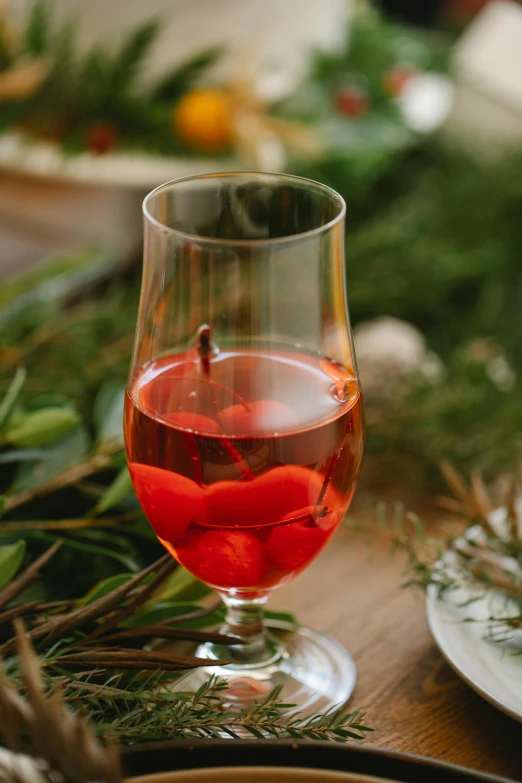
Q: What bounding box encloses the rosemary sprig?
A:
[391,463,522,633]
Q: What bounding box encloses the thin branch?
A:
[0,541,62,611]
[4,445,120,513]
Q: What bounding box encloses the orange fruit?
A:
[174,89,233,153]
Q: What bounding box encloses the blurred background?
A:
[1,0,522,529]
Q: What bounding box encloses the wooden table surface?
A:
[271,518,522,782]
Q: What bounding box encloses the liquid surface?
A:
[125,348,364,596]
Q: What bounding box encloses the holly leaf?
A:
[0,541,26,591]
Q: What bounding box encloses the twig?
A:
[79,624,240,647]
[4,446,120,513]
[82,557,178,643]
[0,515,130,532]
[0,541,61,612]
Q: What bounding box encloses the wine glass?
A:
[124,172,364,714]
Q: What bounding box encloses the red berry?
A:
[86,122,118,154]
[128,463,206,542]
[177,529,267,587]
[267,520,328,573]
[335,87,370,117]
[383,67,415,98]
[207,465,325,529]
[220,400,297,434]
[163,411,220,433]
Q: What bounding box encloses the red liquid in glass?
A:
[125,348,363,596]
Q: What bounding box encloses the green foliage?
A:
[0,541,25,590]
[3,407,81,448]
[24,0,49,56]
[152,47,223,102]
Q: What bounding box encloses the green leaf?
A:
[0,541,26,591]
[80,573,133,606]
[92,466,133,516]
[24,0,49,56]
[124,601,225,630]
[93,382,125,445]
[4,407,81,448]
[0,367,27,432]
[264,609,298,627]
[110,20,159,90]
[152,47,223,102]
[12,426,89,492]
[151,567,212,604]
[0,449,49,465]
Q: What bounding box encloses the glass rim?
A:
[142,171,346,247]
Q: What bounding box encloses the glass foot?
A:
[179,619,357,716]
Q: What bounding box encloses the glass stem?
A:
[221,596,279,666]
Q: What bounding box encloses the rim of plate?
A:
[426,584,522,724]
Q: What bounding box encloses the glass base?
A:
[179,619,357,716]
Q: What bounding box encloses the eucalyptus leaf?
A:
[12,425,89,492]
[93,382,125,445]
[80,573,133,606]
[123,601,225,630]
[0,540,26,591]
[0,449,50,465]
[4,407,81,448]
[151,566,212,604]
[0,366,27,432]
[264,609,298,627]
[92,466,133,516]
[26,394,73,411]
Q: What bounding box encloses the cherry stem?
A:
[197,325,255,481]
[314,415,353,510]
[181,378,252,412]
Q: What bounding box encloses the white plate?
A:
[0,133,242,189]
[426,565,522,722]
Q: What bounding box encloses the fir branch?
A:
[109,20,159,90]
[24,0,48,57]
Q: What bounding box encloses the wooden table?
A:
[271,519,522,781]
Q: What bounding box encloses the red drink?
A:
[125,347,363,597]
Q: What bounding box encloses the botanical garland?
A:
[0,2,444,167]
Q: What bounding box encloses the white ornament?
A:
[354,316,443,403]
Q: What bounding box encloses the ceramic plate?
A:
[426,580,522,723]
[123,739,515,782]
[426,505,522,723]
[0,132,240,189]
